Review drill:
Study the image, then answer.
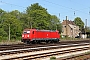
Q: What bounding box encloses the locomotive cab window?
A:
[23,31,30,34]
[27,31,30,33]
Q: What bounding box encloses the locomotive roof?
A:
[36,29,57,32]
[24,29,58,32]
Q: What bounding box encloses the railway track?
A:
[0,40,89,51]
[0,44,90,60]
[0,40,90,60]
[0,42,89,56]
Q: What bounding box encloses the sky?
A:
[0,0,90,27]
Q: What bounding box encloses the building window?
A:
[65,26,66,28]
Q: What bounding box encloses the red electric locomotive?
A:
[21,29,60,44]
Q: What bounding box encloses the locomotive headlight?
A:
[27,35,29,37]
[22,35,24,37]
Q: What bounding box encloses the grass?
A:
[50,56,56,60]
[60,37,90,41]
[0,39,22,45]
[84,51,90,55]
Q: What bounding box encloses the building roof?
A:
[62,20,76,25]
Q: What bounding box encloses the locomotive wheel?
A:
[31,41,36,44]
[37,41,40,44]
[46,41,49,43]
[26,41,29,44]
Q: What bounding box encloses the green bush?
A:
[50,56,56,60]
[2,37,8,40]
[0,36,2,40]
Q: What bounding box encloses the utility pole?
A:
[85,19,87,31]
[30,17,33,29]
[31,22,32,29]
[56,25,57,30]
[9,24,10,40]
[85,19,87,38]
[66,16,68,40]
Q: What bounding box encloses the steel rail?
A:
[0,43,89,56]
[0,45,89,60]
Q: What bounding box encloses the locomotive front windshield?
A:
[23,30,30,34]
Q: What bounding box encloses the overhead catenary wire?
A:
[0,0,90,21]
[43,0,90,26]
[69,0,90,16]
[0,1,26,9]
[43,0,89,15]
[69,0,90,11]
[0,0,88,15]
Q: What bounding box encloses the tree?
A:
[0,9,8,40]
[26,3,51,29]
[2,12,22,40]
[10,10,21,20]
[74,17,84,31]
[26,3,62,32]
[86,27,90,32]
[50,15,62,33]
[0,9,6,24]
[0,28,8,40]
